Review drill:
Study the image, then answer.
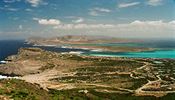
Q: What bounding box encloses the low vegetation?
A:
[1,48,175,99]
[1,79,174,100]
[0,79,51,100]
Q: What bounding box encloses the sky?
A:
[0,0,175,39]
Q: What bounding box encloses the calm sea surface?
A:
[82,40,175,58]
[0,40,32,61]
[0,40,89,61]
[83,50,175,58]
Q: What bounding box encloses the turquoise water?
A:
[1,40,175,59]
[84,50,175,58]
[70,43,141,47]
[79,41,175,59]
[80,41,175,58]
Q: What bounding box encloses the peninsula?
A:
[0,46,175,99]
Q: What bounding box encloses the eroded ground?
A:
[0,47,175,99]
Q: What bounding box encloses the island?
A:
[26,35,155,52]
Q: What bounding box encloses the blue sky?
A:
[0,0,175,39]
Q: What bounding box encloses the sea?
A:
[0,40,175,62]
[81,40,175,59]
[0,40,90,61]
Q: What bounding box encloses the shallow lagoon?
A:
[77,40,175,58]
[83,49,175,58]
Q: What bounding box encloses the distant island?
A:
[26,35,155,52]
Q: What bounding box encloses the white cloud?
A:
[89,11,99,16]
[26,0,42,7]
[93,7,111,13]
[130,20,164,25]
[117,20,175,31]
[66,16,84,23]
[0,5,19,12]
[72,18,84,23]
[35,18,61,25]
[89,7,111,16]
[53,24,114,29]
[169,21,175,25]
[6,8,18,11]
[32,17,39,20]
[147,0,163,6]
[33,17,175,38]
[118,2,140,8]
[34,18,175,31]
[51,20,175,38]
[112,20,175,38]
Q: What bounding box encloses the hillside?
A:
[0,47,175,99]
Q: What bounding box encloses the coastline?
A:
[0,47,175,98]
[29,43,175,59]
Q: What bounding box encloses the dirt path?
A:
[129,62,175,97]
[134,69,175,97]
[130,62,149,79]
[134,62,163,96]
[19,68,60,90]
[86,84,134,93]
